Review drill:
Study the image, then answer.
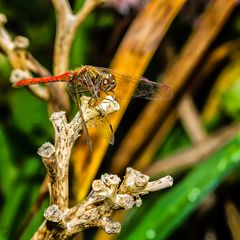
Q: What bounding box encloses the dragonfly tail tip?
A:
[12,82,18,88]
[109,135,115,145]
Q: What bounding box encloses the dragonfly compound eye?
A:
[100,73,116,93]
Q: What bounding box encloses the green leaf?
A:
[20,198,49,240]
[0,126,17,197]
[9,89,51,146]
[221,80,240,121]
[156,122,191,158]
[0,54,11,82]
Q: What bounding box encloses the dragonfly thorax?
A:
[67,67,117,100]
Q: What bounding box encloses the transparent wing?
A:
[94,67,173,100]
[88,115,114,145]
[133,78,172,100]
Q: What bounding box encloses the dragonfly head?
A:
[99,72,117,93]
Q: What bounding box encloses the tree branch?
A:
[0,13,50,100]
[32,96,173,239]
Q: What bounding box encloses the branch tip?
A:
[145,175,174,193]
[50,111,67,121]
[10,69,32,84]
[13,36,29,50]
[115,194,134,209]
[120,168,149,193]
[0,13,7,25]
[92,179,106,192]
[44,205,63,222]
[101,173,121,186]
[38,142,55,158]
[102,218,121,234]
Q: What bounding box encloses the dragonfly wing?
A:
[89,115,114,145]
[133,78,173,100]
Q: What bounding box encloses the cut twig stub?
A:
[38,143,55,158]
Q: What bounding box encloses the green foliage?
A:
[0,53,50,240]
[156,122,191,158]
[0,87,49,239]
[221,80,240,121]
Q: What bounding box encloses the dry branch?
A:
[0,13,50,100]
[31,96,173,239]
[33,168,173,239]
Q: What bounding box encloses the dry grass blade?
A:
[225,200,240,240]
[191,40,240,94]
[177,94,207,144]
[133,93,206,171]
[153,41,240,175]
[145,123,240,176]
[72,0,187,201]
[110,0,237,174]
[133,111,177,171]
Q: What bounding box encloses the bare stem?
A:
[52,0,105,74]
[32,97,173,239]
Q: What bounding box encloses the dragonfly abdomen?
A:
[12,71,73,87]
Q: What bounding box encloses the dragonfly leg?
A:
[77,99,93,152]
[95,107,105,117]
[88,97,98,108]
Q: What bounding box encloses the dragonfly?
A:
[13,65,172,151]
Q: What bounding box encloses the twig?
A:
[0,13,50,100]
[33,168,173,239]
[31,96,173,239]
[0,12,71,112]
